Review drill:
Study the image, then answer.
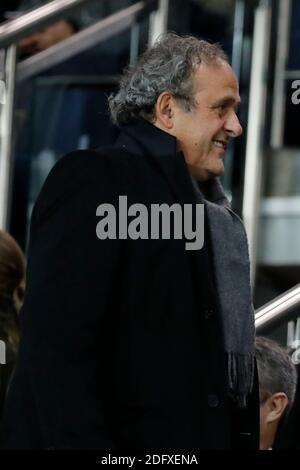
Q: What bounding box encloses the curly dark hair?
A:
[109,32,228,126]
[256,336,297,409]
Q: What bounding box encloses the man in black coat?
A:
[1,33,259,449]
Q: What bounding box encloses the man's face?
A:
[171,60,242,181]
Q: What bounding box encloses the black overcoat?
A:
[1,120,259,449]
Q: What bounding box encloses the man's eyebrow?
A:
[212,96,241,109]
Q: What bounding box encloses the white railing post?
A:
[0,44,17,229]
[148,0,169,47]
[242,0,272,285]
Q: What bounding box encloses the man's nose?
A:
[225,111,243,138]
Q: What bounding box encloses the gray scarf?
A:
[191,176,255,408]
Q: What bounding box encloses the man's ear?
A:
[265,392,289,424]
[154,92,176,129]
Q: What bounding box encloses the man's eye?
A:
[214,105,227,114]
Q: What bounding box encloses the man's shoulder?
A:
[33,147,131,221]
[48,146,129,177]
[32,144,163,224]
[41,146,130,190]
[42,145,155,191]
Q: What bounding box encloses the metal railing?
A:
[255,283,300,333]
[0,0,163,230]
[0,0,96,230]
[0,0,94,48]
[242,0,271,284]
[17,1,150,82]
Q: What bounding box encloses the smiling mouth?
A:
[212,139,227,151]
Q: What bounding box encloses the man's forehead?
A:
[193,61,240,97]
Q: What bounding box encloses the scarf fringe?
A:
[227,352,255,408]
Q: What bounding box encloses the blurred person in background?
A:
[255,336,297,450]
[0,231,26,421]
[1,0,135,57]
[3,0,134,250]
[1,0,75,56]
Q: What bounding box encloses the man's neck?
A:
[260,425,277,450]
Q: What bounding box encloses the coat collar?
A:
[115,119,178,159]
[114,119,196,205]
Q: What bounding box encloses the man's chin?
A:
[207,164,225,179]
[187,162,224,181]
